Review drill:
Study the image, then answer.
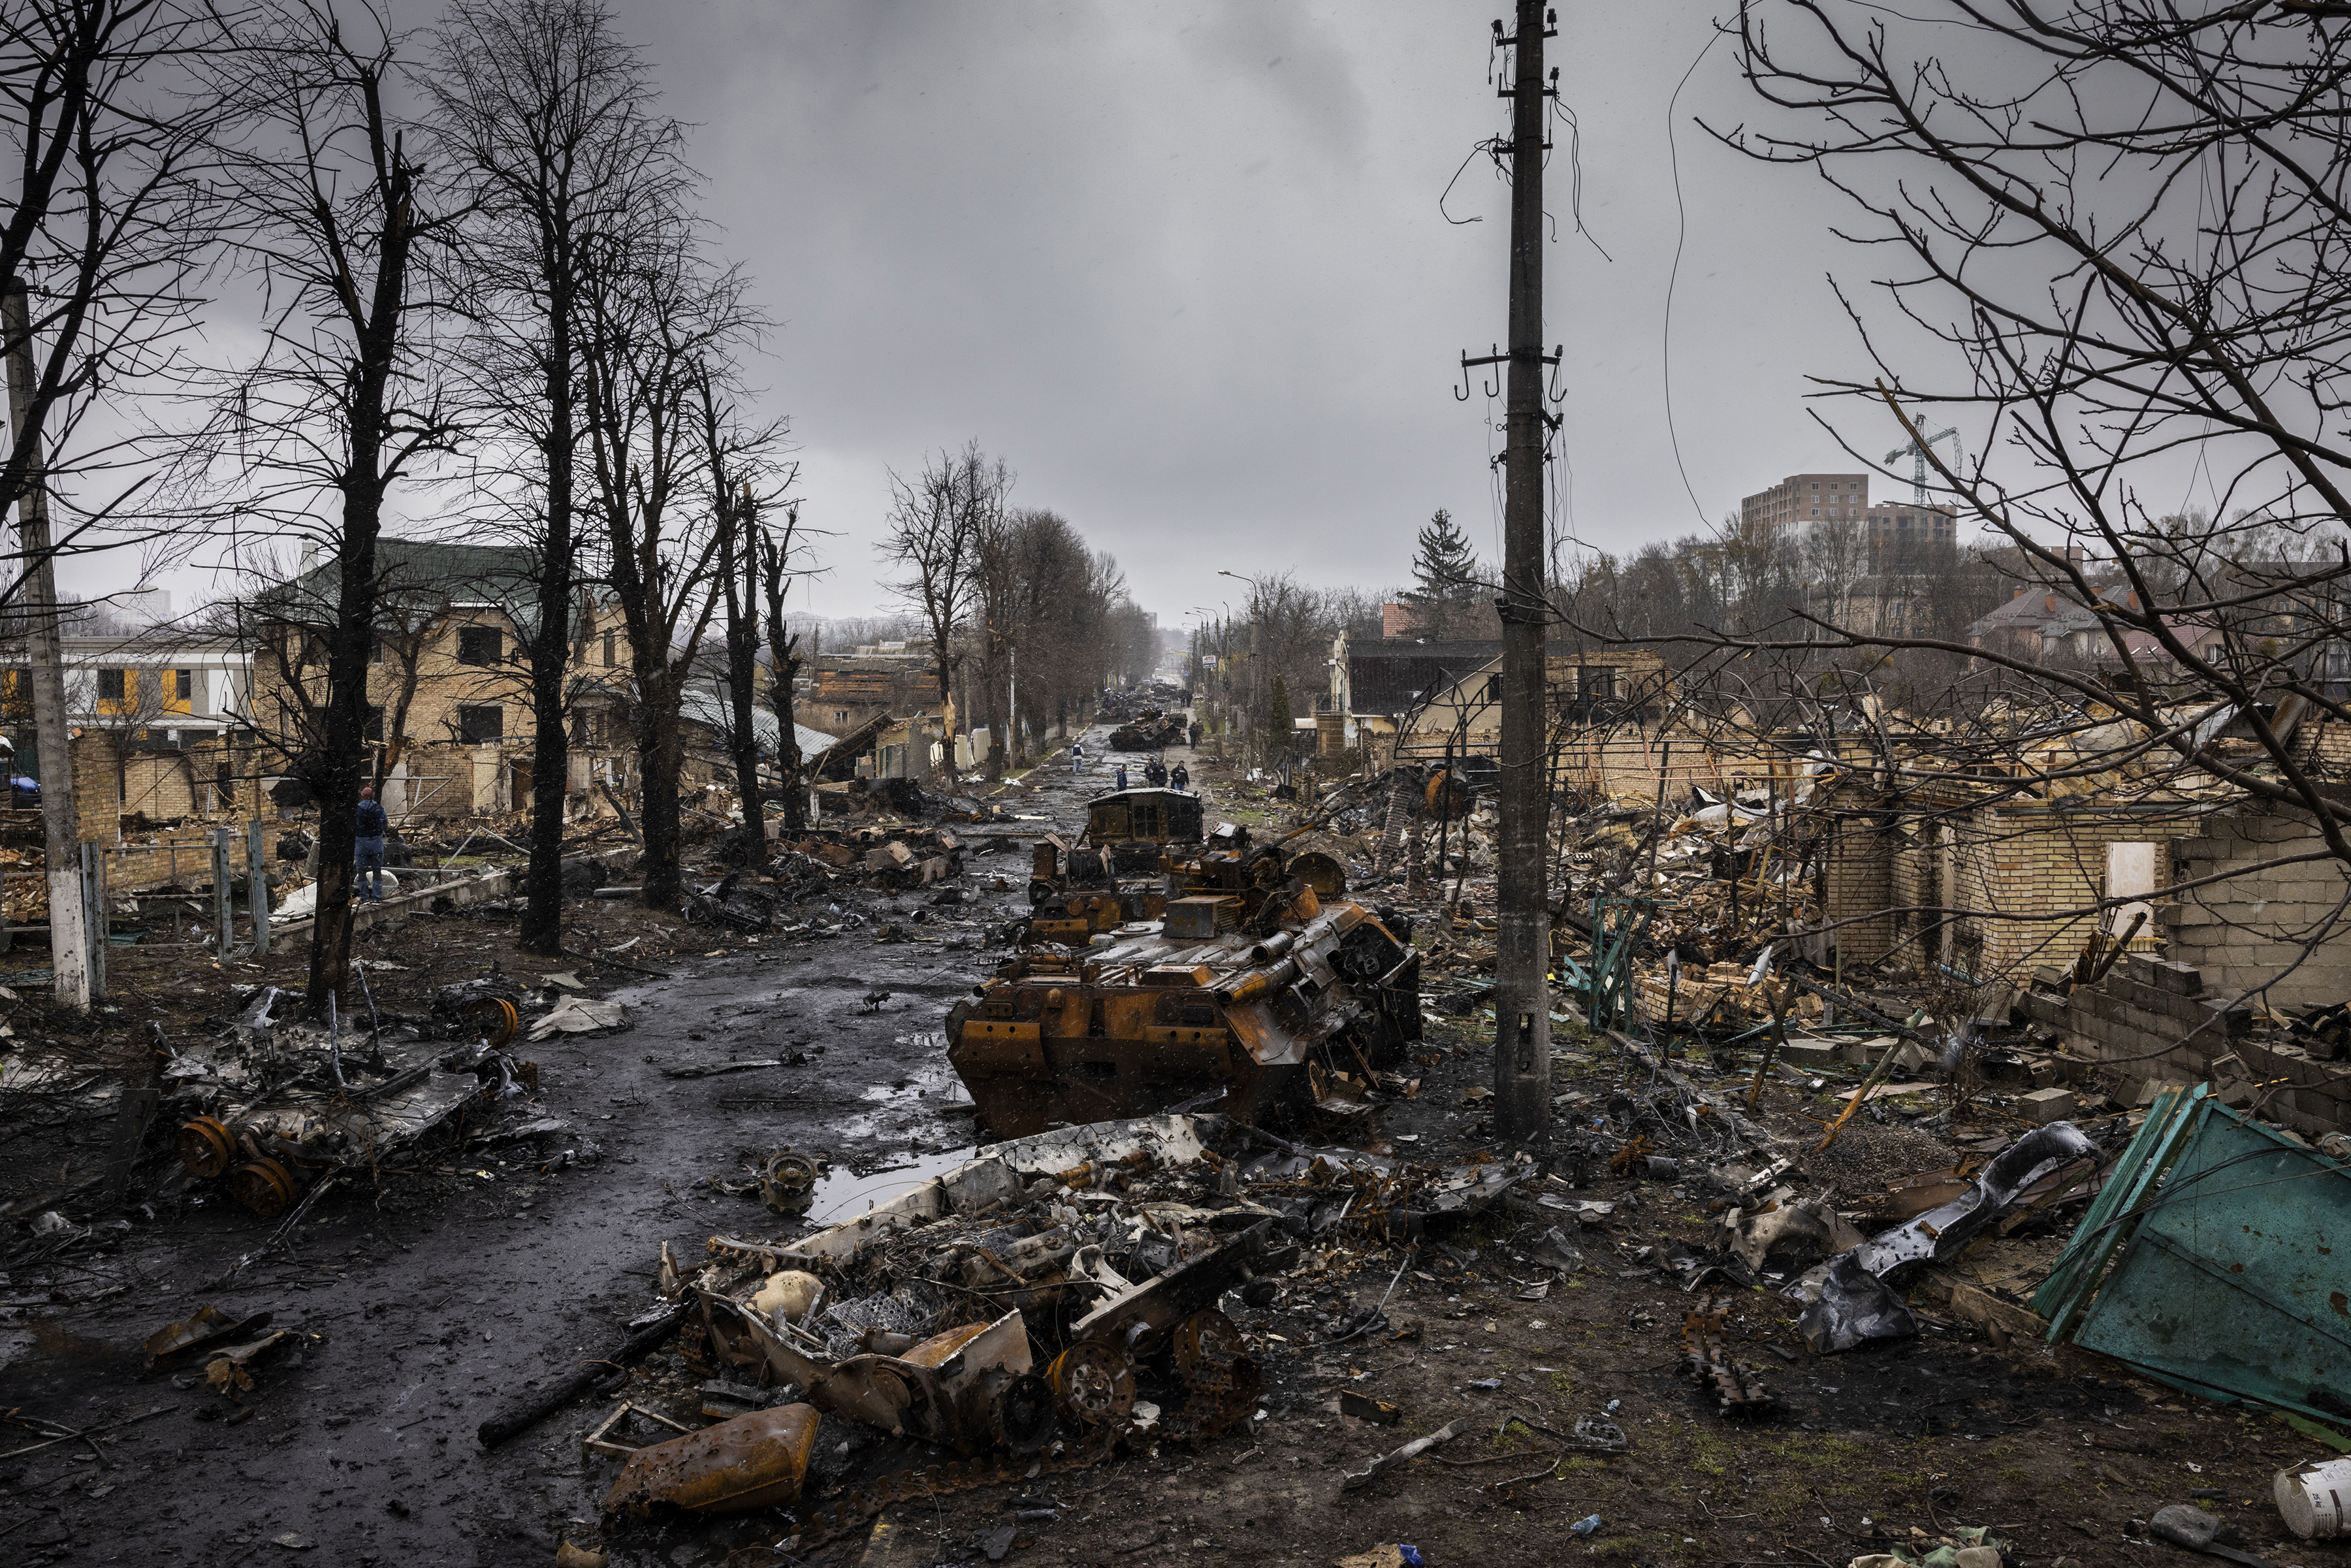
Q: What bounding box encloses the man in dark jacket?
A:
[355,786,389,902]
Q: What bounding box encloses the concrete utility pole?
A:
[1492,1,1554,1140]
[2,282,90,1010]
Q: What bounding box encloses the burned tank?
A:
[1107,709,1187,751]
[1020,786,1202,942]
[950,818,1420,1138]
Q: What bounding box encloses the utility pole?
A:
[3,282,89,1010]
[1491,1,1556,1141]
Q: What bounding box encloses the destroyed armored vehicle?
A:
[952,821,1420,1137]
[1023,790,1351,948]
[169,987,537,1217]
[1107,709,1187,751]
[1023,788,1203,941]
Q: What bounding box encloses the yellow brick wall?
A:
[69,731,118,842]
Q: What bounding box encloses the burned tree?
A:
[695,362,792,858]
[756,504,813,833]
[428,0,676,955]
[1,0,238,1006]
[200,1,460,1015]
[880,440,1006,771]
[578,197,758,908]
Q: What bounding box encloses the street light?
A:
[1216,572,1270,764]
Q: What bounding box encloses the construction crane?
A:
[1885,423,1962,505]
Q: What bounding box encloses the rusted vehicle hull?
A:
[948,898,1420,1138]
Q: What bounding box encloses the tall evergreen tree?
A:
[1408,509,1482,606]
[1267,674,1292,760]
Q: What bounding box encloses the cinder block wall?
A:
[1833,792,2197,982]
[2028,952,2351,1134]
[2167,805,2351,1011]
[69,733,118,842]
[120,751,195,820]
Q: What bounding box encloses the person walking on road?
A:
[1170,761,1189,792]
[355,785,389,903]
[1115,763,1128,791]
[1070,741,1085,776]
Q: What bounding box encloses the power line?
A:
[1663,24,1725,530]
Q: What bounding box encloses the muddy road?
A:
[0,727,1163,1566]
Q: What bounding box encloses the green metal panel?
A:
[2034,1085,2202,1335]
[2042,1093,2351,1424]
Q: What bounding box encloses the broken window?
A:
[97,669,127,701]
[458,626,503,667]
[458,704,504,744]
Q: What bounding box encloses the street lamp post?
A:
[1217,570,1268,767]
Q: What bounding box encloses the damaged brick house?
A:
[1808,712,2351,1134]
[0,626,262,827]
[248,541,639,820]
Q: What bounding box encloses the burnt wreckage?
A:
[948,788,1422,1136]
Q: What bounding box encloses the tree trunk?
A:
[980,644,1003,782]
[762,611,803,835]
[306,347,407,1008]
[637,691,684,908]
[933,639,954,771]
[519,280,575,956]
[723,508,763,858]
[309,489,385,1016]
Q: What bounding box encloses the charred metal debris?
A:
[490,1113,1553,1544]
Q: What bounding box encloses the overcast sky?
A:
[55,2,1917,632]
[583,0,1911,634]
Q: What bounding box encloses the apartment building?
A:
[1739,472,1870,530]
[1865,500,1959,553]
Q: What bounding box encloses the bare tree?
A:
[579,199,756,907]
[1487,2,2351,1016]
[880,440,1006,770]
[194,0,461,1016]
[0,0,240,594]
[694,360,791,857]
[1710,5,2351,836]
[428,0,677,954]
[755,502,814,831]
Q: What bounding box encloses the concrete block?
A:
[2103,975,2202,1024]
[2195,996,2252,1037]
[1841,1035,1895,1066]
[2122,954,2202,996]
[2019,1086,2076,1124]
[1780,1039,1838,1072]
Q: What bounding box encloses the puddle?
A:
[831,1040,971,1140]
[803,1145,973,1227]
